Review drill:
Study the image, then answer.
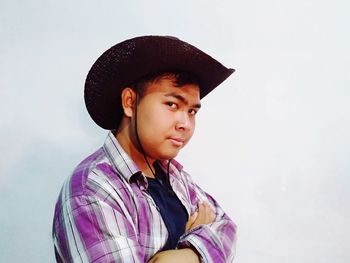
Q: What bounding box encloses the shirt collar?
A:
[157,159,183,173]
[103,131,148,188]
[103,131,184,189]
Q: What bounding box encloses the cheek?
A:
[148,109,172,127]
[184,119,196,140]
[139,107,173,135]
[190,117,196,130]
[188,124,196,138]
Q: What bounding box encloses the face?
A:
[133,76,201,161]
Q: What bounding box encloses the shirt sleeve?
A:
[177,171,237,263]
[53,194,146,263]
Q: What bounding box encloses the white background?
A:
[1,0,349,262]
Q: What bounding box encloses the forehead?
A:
[144,75,200,98]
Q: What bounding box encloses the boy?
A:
[53,35,237,263]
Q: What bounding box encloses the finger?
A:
[190,211,198,222]
[197,202,215,224]
[186,211,198,231]
[197,201,204,210]
[203,202,215,217]
[199,202,210,216]
[211,211,216,221]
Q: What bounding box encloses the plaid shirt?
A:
[52,132,237,262]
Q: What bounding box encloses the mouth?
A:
[168,137,185,147]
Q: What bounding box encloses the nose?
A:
[175,112,192,131]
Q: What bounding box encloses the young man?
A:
[52,36,237,263]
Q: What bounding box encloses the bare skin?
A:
[116,76,200,178]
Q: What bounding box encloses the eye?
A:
[188,109,198,116]
[166,102,178,110]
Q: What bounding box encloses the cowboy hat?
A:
[84,35,234,129]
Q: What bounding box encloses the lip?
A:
[168,138,185,147]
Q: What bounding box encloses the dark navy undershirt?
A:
[147,162,188,250]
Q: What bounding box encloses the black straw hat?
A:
[84,35,234,130]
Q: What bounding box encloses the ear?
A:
[120,87,136,117]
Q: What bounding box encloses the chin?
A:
[157,150,180,160]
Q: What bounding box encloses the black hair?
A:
[131,71,201,99]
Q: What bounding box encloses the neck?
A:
[114,123,156,178]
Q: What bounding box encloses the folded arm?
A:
[148,202,215,263]
[176,173,238,263]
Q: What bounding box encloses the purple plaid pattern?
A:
[52,132,237,262]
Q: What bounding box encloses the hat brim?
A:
[84,35,235,130]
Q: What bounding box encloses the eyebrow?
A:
[164,92,201,109]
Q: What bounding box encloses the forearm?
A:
[148,248,200,263]
[179,221,237,263]
[180,196,237,262]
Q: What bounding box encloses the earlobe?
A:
[121,87,136,117]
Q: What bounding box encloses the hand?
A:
[148,248,200,263]
[186,202,216,232]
